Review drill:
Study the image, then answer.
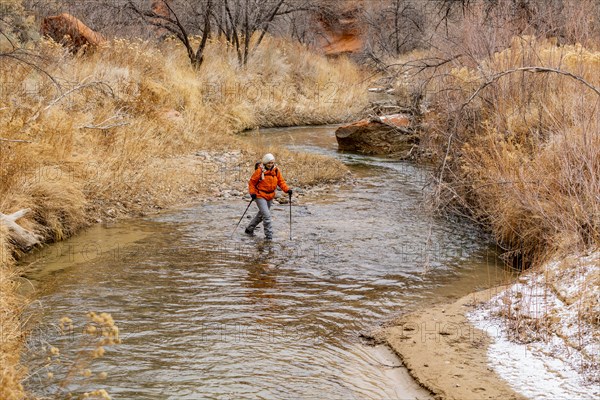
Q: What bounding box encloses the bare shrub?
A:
[382,1,600,264]
[428,37,600,264]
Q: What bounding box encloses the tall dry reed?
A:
[426,36,600,265]
[391,25,600,364]
[386,3,600,377]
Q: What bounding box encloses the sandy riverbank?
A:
[380,269,599,400]
[379,287,525,400]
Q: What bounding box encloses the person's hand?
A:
[287,189,293,196]
[251,194,257,200]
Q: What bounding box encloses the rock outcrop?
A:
[315,2,365,56]
[151,0,171,38]
[41,13,105,52]
[335,114,418,156]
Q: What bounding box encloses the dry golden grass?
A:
[390,36,600,349]
[0,247,27,400]
[389,35,600,265]
[0,35,368,397]
[434,37,600,262]
[1,34,366,232]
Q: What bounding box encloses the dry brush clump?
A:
[0,34,366,243]
[22,312,120,399]
[0,34,367,397]
[383,12,600,368]
[402,35,600,374]
[0,253,27,400]
[415,36,600,267]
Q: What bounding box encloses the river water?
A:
[22,126,509,399]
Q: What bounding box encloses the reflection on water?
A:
[22,126,510,399]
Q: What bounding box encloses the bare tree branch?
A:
[435,66,600,200]
[81,122,130,130]
[0,138,33,143]
[465,66,600,105]
[127,0,211,68]
[251,0,285,56]
[0,50,62,91]
[27,79,114,124]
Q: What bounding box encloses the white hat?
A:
[262,153,275,164]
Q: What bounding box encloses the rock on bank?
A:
[335,114,418,156]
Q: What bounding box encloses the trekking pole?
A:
[289,191,293,240]
[231,198,254,238]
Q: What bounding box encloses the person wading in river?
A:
[245,153,292,240]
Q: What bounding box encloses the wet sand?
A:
[379,287,527,400]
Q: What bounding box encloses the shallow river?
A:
[22,126,509,399]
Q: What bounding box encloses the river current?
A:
[22,126,509,399]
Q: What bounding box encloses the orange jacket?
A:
[248,165,289,201]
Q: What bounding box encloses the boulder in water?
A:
[335,114,418,156]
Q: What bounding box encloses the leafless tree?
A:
[431,0,599,43]
[363,0,425,57]
[127,0,212,68]
[212,0,309,65]
[279,8,314,46]
[125,0,310,67]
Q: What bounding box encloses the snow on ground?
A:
[468,251,599,400]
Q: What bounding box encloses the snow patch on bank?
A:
[468,251,599,399]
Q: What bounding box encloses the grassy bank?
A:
[422,36,600,264]
[388,28,599,387]
[0,36,368,398]
[390,34,599,261]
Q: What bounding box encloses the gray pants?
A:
[247,198,273,239]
